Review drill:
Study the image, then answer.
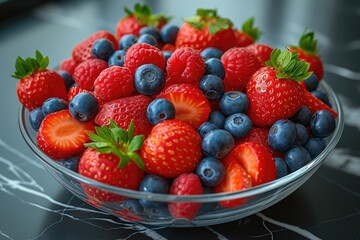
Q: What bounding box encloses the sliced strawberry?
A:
[37,110,95,160]
[215,156,253,208]
[302,89,338,118]
[156,84,211,129]
[228,141,276,186]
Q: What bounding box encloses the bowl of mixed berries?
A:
[16,4,343,226]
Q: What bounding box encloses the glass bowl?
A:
[19,81,344,227]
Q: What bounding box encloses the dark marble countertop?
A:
[0,0,359,239]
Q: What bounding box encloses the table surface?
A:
[0,0,359,239]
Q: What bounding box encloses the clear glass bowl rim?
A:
[18,81,344,203]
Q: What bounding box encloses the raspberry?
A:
[124,43,166,74]
[59,57,78,75]
[221,47,261,92]
[73,59,108,90]
[94,66,134,102]
[166,47,205,85]
[168,173,203,220]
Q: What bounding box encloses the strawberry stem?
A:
[85,120,145,169]
[265,48,312,82]
[123,3,172,27]
[185,8,233,35]
[298,30,319,55]
[241,17,262,42]
[12,50,49,79]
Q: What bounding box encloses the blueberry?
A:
[29,107,45,131]
[201,47,223,60]
[268,119,297,152]
[310,110,336,138]
[294,123,309,146]
[140,26,161,41]
[198,122,218,138]
[208,111,226,129]
[58,70,74,90]
[311,90,332,107]
[198,74,224,101]
[219,91,249,116]
[303,137,327,159]
[42,97,68,117]
[274,157,289,178]
[139,174,169,208]
[285,146,311,173]
[291,105,312,126]
[224,113,252,138]
[57,156,80,172]
[146,98,175,125]
[134,64,165,96]
[91,38,114,60]
[196,157,225,187]
[69,92,99,121]
[123,199,144,213]
[202,129,235,158]
[119,34,138,50]
[303,73,319,91]
[137,34,158,47]
[204,58,225,79]
[159,24,179,44]
[162,50,173,62]
[108,50,126,67]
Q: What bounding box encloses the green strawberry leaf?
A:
[241,17,262,42]
[85,119,145,170]
[299,30,319,55]
[12,50,49,79]
[266,48,312,82]
[123,3,171,27]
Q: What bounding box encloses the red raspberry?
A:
[246,43,274,65]
[67,86,104,106]
[59,57,78,75]
[221,47,261,92]
[166,47,205,86]
[73,59,108,90]
[168,173,203,221]
[124,43,166,75]
[94,66,134,102]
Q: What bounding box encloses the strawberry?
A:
[115,3,170,40]
[36,110,95,160]
[233,17,262,47]
[95,94,152,137]
[93,66,134,102]
[59,57,78,75]
[302,89,338,118]
[12,50,67,111]
[237,127,284,158]
[215,156,252,208]
[79,120,145,202]
[246,48,311,127]
[73,59,108,90]
[156,84,211,128]
[175,8,237,52]
[165,47,205,86]
[168,173,203,220]
[246,43,274,65]
[228,141,276,186]
[221,47,261,92]
[124,43,166,75]
[289,30,324,80]
[140,120,202,178]
[72,30,118,63]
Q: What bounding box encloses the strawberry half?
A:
[37,110,95,160]
[227,141,276,186]
[215,156,253,208]
[156,84,211,128]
